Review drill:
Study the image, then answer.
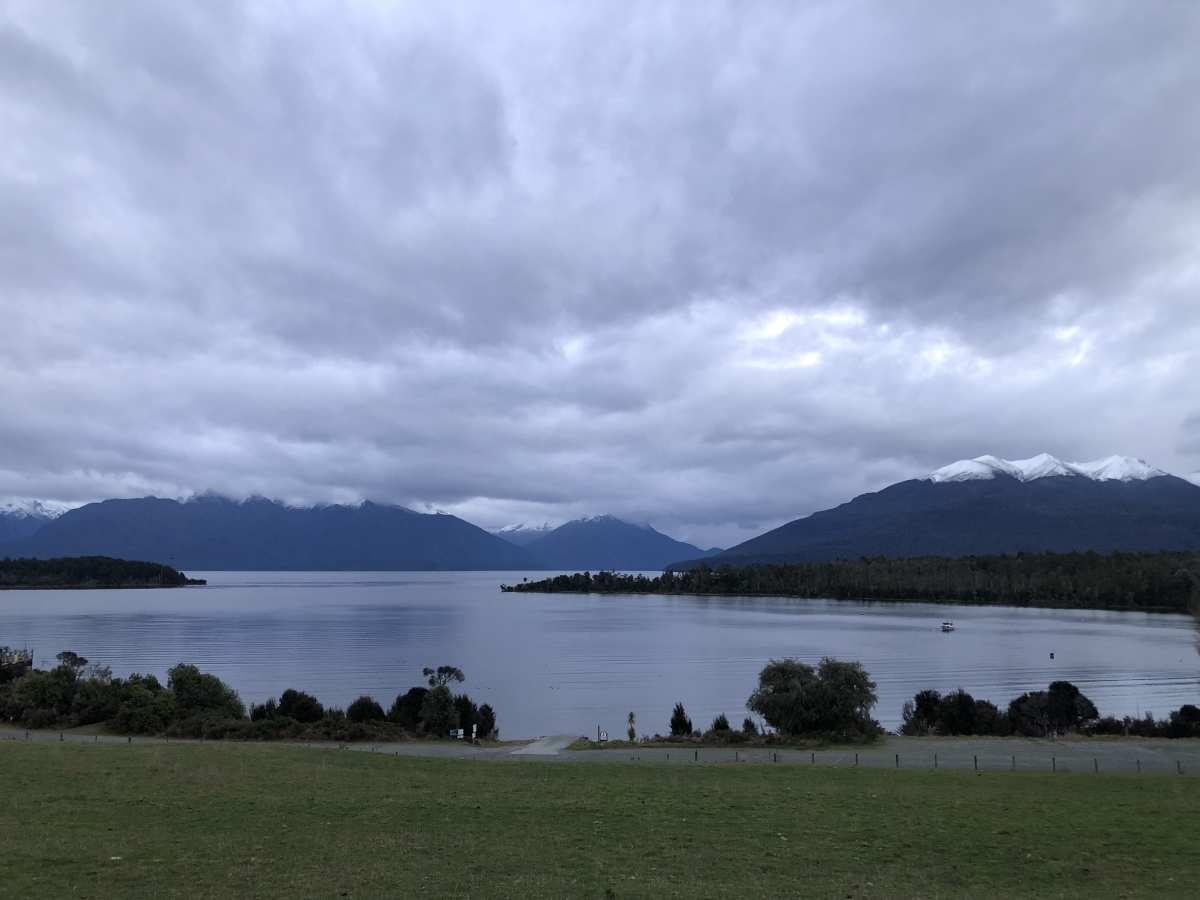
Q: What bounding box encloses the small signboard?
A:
[599,730,608,742]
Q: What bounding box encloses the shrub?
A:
[454,694,479,737]
[278,688,324,723]
[347,695,385,723]
[670,702,693,736]
[710,713,731,732]
[419,685,458,736]
[742,717,758,735]
[477,703,497,739]
[388,687,429,728]
[747,657,879,739]
[167,664,245,720]
[250,698,278,722]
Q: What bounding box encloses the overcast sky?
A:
[3,1,1200,547]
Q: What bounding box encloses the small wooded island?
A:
[502,551,1200,613]
[0,556,205,589]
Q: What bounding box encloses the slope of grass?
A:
[2,742,1197,898]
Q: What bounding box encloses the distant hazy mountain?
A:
[492,522,557,547]
[675,453,1200,567]
[0,499,70,545]
[12,495,538,570]
[523,515,714,570]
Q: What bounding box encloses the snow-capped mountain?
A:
[1187,472,1200,488]
[493,522,558,547]
[928,453,1168,484]
[0,498,72,519]
[679,452,1200,567]
[0,498,72,544]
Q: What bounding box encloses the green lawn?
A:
[2,743,1196,898]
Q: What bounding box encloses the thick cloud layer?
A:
[3,1,1199,546]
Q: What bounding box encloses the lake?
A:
[2,571,1197,738]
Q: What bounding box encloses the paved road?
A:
[4,726,1198,775]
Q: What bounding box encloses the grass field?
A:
[2,742,1197,898]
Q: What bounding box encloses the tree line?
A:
[502,550,1200,612]
[0,556,204,588]
[614,657,1200,745]
[900,684,1200,739]
[0,648,496,742]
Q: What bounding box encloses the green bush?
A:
[388,687,428,728]
[747,658,880,740]
[347,695,385,723]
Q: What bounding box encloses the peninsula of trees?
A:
[501,551,1200,612]
[0,556,205,589]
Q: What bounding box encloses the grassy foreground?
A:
[2,743,1197,899]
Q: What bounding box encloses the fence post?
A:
[1136,759,1141,774]
[855,752,859,767]
[1093,758,1098,774]
[895,753,899,769]
[811,751,815,765]
[1011,755,1015,771]
[735,751,739,762]
[694,750,698,762]
[973,755,978,771]
[773,751,777,763]
[933,752,938,769]
[1052,756,1056,773]
[1178,760,1183,776]
[59,732,63,742]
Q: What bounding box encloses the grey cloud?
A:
[3,2,1200,546]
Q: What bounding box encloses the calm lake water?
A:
[2,571,1197,738]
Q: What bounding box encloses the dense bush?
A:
[477,703,497,739]
[0,653,500,744]
[419,686,458,735]
[747,658,880,741]
[710,713,731,733]
[902,682,1104,737]
[347,695,386,723]
[388,687,428,728]
[900,689,1012,736]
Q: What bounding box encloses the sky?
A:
[2,1,1200,548]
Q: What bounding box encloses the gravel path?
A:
[4,725,1198,774]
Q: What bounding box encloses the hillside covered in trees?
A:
[0,556,205,589]
[502,551,1200,612]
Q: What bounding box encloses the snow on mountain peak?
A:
[1183,472,1200,487]
[496,521,554,535]
[0,498,73,519]
[927,454,1169,484]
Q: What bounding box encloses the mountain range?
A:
[673,453,1200,568]
[3,452,1198,572]
[4,496,534,571]
[0,497,711,571]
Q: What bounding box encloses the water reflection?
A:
[1,571,1197,737]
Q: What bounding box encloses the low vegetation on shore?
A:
[900,683,1200,739]
[502,550,1200,611]
[4,742,1199,898]
[0,556,205,588]
[0,649,497,742]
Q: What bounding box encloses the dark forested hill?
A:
[504,551,1200,613]
[674,471,1200,568]
[12,496,539,571]
[0,556,202,589]
[521,515,715,571]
